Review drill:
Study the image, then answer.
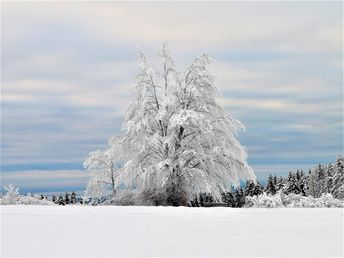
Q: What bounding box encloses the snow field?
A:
[1,206,343,257]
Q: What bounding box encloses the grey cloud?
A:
[1,1,342,191]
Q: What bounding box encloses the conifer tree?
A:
[64,193,70,204]
[234,187,245,207]
[222,191,236,207]
[332,156,344,199]
[265,174,277,195]
[57,195,65,206]
[71,192,77,204]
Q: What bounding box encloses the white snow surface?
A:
[1,206,343,257]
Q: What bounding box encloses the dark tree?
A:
[244,180,264,197]
[252,182,264,196]
[265,174,277,195]
[64,193,70,204]
[234,187,245,208]
[71,191,77,204]
[244,180,256,197]
[222,191,236,207]
[57,195,65,206]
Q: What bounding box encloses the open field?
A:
[1,206,343,257]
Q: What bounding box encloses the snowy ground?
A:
[1,206,343,257]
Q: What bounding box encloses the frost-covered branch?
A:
[85,45,255,205]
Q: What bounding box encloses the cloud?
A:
[0,170,90,192]
[3,2,342,51]
[1,1,342,191]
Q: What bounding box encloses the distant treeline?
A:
[2,156,343,207]
[195,156,344,207]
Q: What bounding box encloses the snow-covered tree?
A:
[71,191,77,204]
[64,192,70,204]
[244,180,263,197]
[265,174,277,195]
[221,191,235,207]
[56,195,65,206]
[85,45,255,205]
[307,165,324,198]
[234,187,246,207]
[0,184,20,205]
[331,156,344,199]
[84,150,119,200]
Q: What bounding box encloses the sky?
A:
[1,1,343,193]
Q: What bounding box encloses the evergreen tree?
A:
[298,170,307,196]
[307,165,322,198]
[234,187,245,207]
[284,172,302,195]
[64,193,70,204]
[276,176,285,191]
[244,180,263,197]
[244,180,255,197]
[252,182,264,196]
[221,191,236,207]
[57,195,65,206]
[71,191,77,204]
[332,156,344,199]
[265,174,277,195]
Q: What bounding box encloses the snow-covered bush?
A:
[245,192,283,208]
[0,184,20,205]
[139,188,166,206]
[245,191,343,208]
[109,191,137,206]
[0,184,55,205]
[16,195,54,205]
[282,193,343,208]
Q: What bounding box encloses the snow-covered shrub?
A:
[16,195,54,205]
[245,192,283,208]
[0,184,55,205]
[139,188,166,206]
[245,191,343,208]
[110,191,137,206]
[0,184,20,205]
[281,193,343,208]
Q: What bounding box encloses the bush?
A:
[109,191,137,206]
[16,195,55,205]
[245,191,343,208]
[0,184,20,205]
[139,188,166,206]
[245,192,283,208]
[0,184,55,205]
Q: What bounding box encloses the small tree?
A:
[222,191,236,207]
[265,174,277,195]
[56,195,65,206]
[84,150,119,200]
[234,187,245,207]
[64,192,70,204]
[332,156,344,199]
[71,191,77,204]
[1,184,20,205]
